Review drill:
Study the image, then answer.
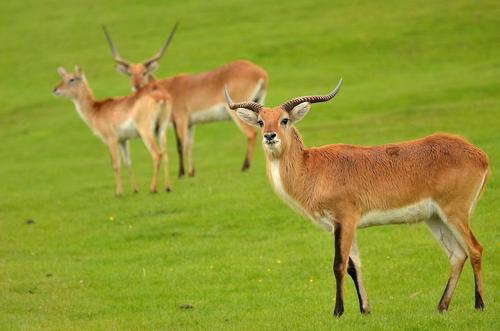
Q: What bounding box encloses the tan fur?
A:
[53,67,173,196]
[237,101,489,315]
[119,59,268,176]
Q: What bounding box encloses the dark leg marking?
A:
[333,225,344,317]
[241,157,250,171]
[172,121,185,178]
[347,258,368,314]
[438,279,452,312]
[475,279,485,310]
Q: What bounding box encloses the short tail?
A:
[478,168,489,201]
[250,79,266,104]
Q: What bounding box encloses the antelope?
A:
[52,66,172,196]
[102,24,268,177]
[225,79,489,316]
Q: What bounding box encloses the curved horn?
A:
[280,78,343,112]
[144,22,179,66]
[224,85,263,113]
[102,25,130,67]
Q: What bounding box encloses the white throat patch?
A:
[73,101,90,126]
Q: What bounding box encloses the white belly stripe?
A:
[357,199,436,228]
[190,103,231,124]
[116,118,139,140]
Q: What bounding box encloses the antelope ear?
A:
[57,67,67,77]
[235,108,259,128]
[74,65,84,78]
[289,102,311,123]
[145,61,159,72]
[116,63,129,75]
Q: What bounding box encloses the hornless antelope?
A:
[53,66,172,196]
[225,79,489,316]
[102,24,268,177]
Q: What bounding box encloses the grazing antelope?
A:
[53,66,172,196]
[102,24,268,177]
[225,79,489,316]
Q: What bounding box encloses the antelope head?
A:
[102,23,178,91]
[225,78,343,157]
[52,66,87,99]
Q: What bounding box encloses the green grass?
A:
[1,0,500,330]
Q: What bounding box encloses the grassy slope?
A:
[1,0,499,330]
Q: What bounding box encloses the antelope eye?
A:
[281,118,289,126]
[68,78,76,83]
[257,120,264,128]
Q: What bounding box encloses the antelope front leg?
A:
[119,140,139,193]
[333,221,356,317]
[173,119,188,178]
[158,126,171,192]
[139,130,161,193]
[107,139,122,196]
[186,124,195,177]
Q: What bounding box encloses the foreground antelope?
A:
[225,79,489,316]
[53,66,172,196]
[103,24,268,177]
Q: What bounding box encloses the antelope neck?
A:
[71,84,99,126]
[266,127,308,206]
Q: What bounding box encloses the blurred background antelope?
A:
[103,24,268,177]
[53,66,172,195]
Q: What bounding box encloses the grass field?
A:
[1,0,500,330]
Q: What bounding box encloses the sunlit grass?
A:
[0,0,499,330]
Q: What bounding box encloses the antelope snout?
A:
[52,87,60,96]
[263,132,278,144]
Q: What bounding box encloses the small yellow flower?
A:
[309,278,314,283]
[267,268,271,272]
[258,279,263,283]
[109,216,115,221]
[209,265,214,270]
[276,259,282,264]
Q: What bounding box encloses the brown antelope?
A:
[102,24,268,177]
[225,78,489,316]
[53,66,172,196]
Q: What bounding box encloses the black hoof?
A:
[241,159,250,171]
[361,307,371,315]
[333,305,344,317]
[475,293,485,310]
[437,304,448,313]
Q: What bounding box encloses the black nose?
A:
[52,87,58,93]
[134,84,140,91]
[264,132,277,141]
